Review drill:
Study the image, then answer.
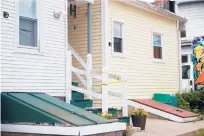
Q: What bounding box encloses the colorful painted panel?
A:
[192,36,204,85]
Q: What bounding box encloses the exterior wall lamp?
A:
[53,11,61,19]
[3,11,9,18]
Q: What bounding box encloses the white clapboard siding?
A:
[178,1,204,38]
[1,0,67,95]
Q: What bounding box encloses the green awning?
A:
[1,93,113,126]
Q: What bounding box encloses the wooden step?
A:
[70,99,93,109]
[86,107,118,115]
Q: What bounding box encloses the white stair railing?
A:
[65,50,72,103]
[67,44,87,70]
[73,71,87,88]
[102,69,109,113]
[66,44,128,117]
[87,54,93,100]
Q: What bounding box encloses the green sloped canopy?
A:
[1,93,113,126]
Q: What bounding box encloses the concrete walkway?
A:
[133,119,204,136]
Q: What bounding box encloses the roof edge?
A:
[117,0,187,23]
[179,0,204,4]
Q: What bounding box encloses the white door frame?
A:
[181,53,194,92]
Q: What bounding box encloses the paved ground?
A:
[132,119,204,136]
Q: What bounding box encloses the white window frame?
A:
[152,32,163,62]
[112,20,126,57]
[190,54,193,62]
[15,0,44,54]
[182,64,191,79]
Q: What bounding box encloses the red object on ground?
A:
[131,99,199,118]
[195,71,204,85]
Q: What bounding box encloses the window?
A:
[169,1,175,13]
[153,33,162,59]
[113,22,123,53]
[181,30,186,38]
[19,0,37,47]
[182,55,188,63]
[182,65,190,79]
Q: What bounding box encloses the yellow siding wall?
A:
[107,1,180,107]
[68,0,102,105]
[68,0,102,71]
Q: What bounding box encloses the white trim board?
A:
[127,100,198,123]
[1,123,126,136]
[177,20,183,92]
[101,0,108,70]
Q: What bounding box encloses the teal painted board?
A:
[90,108,117,115]
[108,108,117,115]
[152,93,178,107]
[32,93,113,124]
[8,93,95,126]
[72,91,84,100]
[72,82,79,87]
[71,99,93,108]
[1,93,65,124]
[117,117,130,124]
[90,108,101,115]
[170,96,178,107]
[72,82,84,100]
[153,93,171,104]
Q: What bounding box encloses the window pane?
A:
[153,34,161,46]
[114,37,122,53]
[181,30,186,38]
[114,22,122,37]
[19,18,37,47]
[154,46,162,59]
[182,55,188,63]
[19,0,36,18]
[182,65,190,79]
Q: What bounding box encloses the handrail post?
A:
[121,75,128,116]
[87,54,93,99]
[102,70,108,113]
[66,50,72,103]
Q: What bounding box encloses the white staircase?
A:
[66,44,200,123]
[66,44,128,116]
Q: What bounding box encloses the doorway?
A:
[181,54,194,92]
